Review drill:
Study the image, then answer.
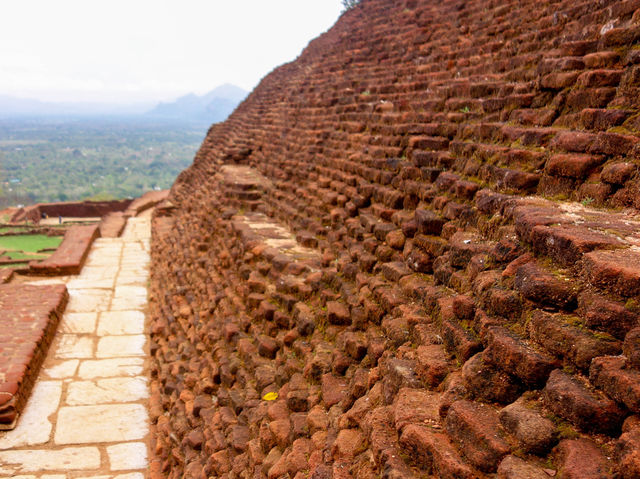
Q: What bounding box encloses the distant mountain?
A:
[0,95,152,118]
[147,84,248,123]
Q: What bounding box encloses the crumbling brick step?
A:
[99,211,126,238]
[219,164,273,191]
[216,164,273,211]
[0,284,68,428]
[0,269,13,284]
[124,189,169,217]
[28,224,100,276]
[232,212,321,266]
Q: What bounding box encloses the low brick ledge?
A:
[99,211,127,238]
[124,190,169,218]
[28,224,100,276]
[0,283,68,429]
[0,269,14,284]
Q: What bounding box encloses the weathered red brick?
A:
[462,352,522,404]
[529,310,621,370]
[553,439,613,479]
[414,344,450,388]
[617,426,640,479]
[497,455,552,479]
[499,398,556,454]
[399,425,478,478]
[514,261,577,310]
[583,249,640,297]
[326,301,351,325]
[484,326,559,388]
[444,400,510,473]
[545,153,602,179]
[543,369,624,434]
[590,355,640,413]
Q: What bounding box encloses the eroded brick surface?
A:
[148,0,640,477]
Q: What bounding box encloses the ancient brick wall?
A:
[12,199,132,223]
[148,0,640,477]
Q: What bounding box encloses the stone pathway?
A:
[0,211,152,478]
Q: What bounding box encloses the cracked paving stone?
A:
[55,335,94,359]
[54,404,148,444]
[43,360,79,379]
[60,312,97,334]
[97,311,145,336]
[66,377,148,405]
[77,358,144,379]
[0,447,100,472]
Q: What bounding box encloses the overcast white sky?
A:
[0,1,344,104]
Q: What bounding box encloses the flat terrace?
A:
[0,209,154,478]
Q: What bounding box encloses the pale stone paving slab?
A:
[107,442,148,470]
[11,475,66,479]
[54,404,148,444]
[66,289,111,313]
[0,213,152,478]
[77,358,145,379]
[0,447,101,473]
[43,360,79,379]
[96,335,146,358]
[0,382,62,450]
[110,295,147,311]
[66,377,148,405]
[77,474,144,479]
[97,311,145,335]
[67,278,115,290]
[55,335,94,359]
[60,312,98,334]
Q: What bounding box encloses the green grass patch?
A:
[0,234,62,253]
[2,251,47,260]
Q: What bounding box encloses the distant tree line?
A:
[342,0,360,12]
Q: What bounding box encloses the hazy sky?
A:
[0,1,343,104]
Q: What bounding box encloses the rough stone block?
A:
[415,344,450,388]
[484,326,559,388]
[399,425,477,478]
[514,261,577,310]
[462,352,522,404]
[583,249,640,298]
[499,398,556,454]
[553,439,612,479]
[393,387,440,432]
[529,310,621,370]
[497,455,552,479]
[444,400,510,473]
[543,369,624,434]
[590,355,640,413]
